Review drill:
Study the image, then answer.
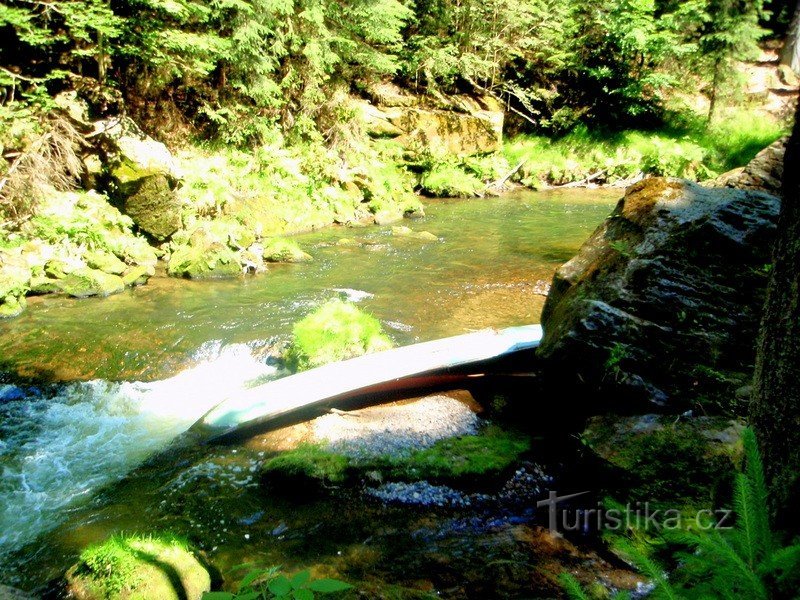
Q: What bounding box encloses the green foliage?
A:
[503,109,785,187]
[562,428,800,600]
[204,566,352,600]
[419,164,483,198]
[284,299,394,371]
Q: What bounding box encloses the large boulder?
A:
[98,118,183,240]
[707,137,786,197]
[538,177,780,412]
[356,92,503,156]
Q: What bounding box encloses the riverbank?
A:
[0,94,788,322]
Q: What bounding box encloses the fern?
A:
[560,427,800,600]
[558,573,591,600]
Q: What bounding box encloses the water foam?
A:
[0,343,276,559]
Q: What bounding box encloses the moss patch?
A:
[284,299,393,371]
[261,427,530,491]
[583,415,741,505]
[66,533,210,600]
[263,238,313,263]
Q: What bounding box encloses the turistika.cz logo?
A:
[536,490,733,535]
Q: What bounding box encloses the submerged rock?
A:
[539,177,780,411]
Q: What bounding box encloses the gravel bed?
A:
[313,394,479,459]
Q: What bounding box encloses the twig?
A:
[486,158,527,190]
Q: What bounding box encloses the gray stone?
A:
[538,177,780,411]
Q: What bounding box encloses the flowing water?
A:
[0,189,621,593]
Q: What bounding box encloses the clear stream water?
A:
[0,189,620,592]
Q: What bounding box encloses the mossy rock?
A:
[167,242,242,279]
[261,427,530,492]
[118,174,182,241]
[122,265,153,287]
[0,294,26,318]
[419,165,483,198]
[85,250,127,275]
[263,238,313,263]
[65,534,210,600]
[59,268,125,298]
[261,444,351,491]
[29,275,62,295]
[391,226,438,242]
[284,299,393,371]
[582,415,741,504]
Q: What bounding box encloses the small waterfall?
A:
[0,343,276,560]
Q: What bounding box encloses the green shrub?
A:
[419,164,483,198]
[284,299,393,371]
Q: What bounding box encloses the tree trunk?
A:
[780,1,800,74]
[707,58,721,124]
[750,102,800,533]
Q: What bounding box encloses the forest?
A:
[1,0,800,599]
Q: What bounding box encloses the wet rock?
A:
[121,264,153,287]
[391,226,438,241]
[167,242,241,279]
[58,267,125,297]
[0,584,32,600]
[65,534,210,600]
[707,137,785,196]
[539,177,780,411]
[99,117,183,240]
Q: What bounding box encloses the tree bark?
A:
[780,1,800,74]
[750,102,800,533]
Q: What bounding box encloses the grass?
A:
[284,299,394,371]
[73,533,199,597]
[504,109,786,188]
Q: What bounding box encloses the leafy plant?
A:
[203,567,352,600]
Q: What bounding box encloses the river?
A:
[0,188,620,593]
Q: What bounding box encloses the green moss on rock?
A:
[66,533,210,600]
[263,238,313,263]
[167,242,242,279]
[262,444,351,488]
[59,267,125,298]
[85,250,127,275]
[284,299,393,371]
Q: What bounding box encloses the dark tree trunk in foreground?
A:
[751,102,800,533]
